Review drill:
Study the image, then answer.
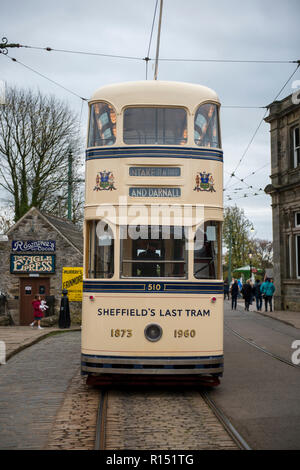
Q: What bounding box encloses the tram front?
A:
[81,81,223,386]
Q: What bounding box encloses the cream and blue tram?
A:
[81,81,223,386]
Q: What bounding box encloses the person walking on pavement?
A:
[224,279,230,300]
[253,278,263,311]
[30,295,44,329]
[231,279,239,310]
[241,279,253,311]
[260,278,275,312]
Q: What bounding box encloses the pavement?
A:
[0,300,299,364]
[227,298,300,329]
[0,325,81,363]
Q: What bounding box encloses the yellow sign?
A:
[62,267,83,301]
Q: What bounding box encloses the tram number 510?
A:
[147,283,162,291]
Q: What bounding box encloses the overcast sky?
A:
[1,0,300,240]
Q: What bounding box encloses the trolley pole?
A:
[154,0,163,80]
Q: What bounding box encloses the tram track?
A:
[225,322,300,370]
[94,387,250,450]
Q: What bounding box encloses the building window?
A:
[87,221,114,278]
[291,126,300,168]
[120,225,187,278]
[297,235,300,279]
[287,234,292,279]
[295,212,300,228]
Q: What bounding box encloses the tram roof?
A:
[89,81,220,109]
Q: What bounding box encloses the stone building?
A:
[0,207,83,325]
[265,93,300,311]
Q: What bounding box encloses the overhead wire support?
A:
[0,37,21,54]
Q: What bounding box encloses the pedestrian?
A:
[231,279,239,310]
[237,277,243,298]
[29,295,44,329]
[260,278,275,312]
[224,279,230,300]
[253,278,263,311]
[59,289,71,328]
[241,279,253,311]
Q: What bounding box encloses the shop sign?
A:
[12,240,56,252]
[10,255,56,274]
[62,267,83,302]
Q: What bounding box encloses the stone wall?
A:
[0,209,83,325]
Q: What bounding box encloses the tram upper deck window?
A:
[87,221,114,278]
[194,103,220,148]
[88,102,116,147]
[123,107,187,145]
[194,222,221,279]
[120,226,187,278]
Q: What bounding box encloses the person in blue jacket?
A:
[260,278,275,312]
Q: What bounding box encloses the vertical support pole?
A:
[68,149,72,221]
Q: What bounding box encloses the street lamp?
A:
[249,251,253,281]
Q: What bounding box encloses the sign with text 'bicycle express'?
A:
[62,267,83,302]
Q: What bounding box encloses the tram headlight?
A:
[144,323,163,342]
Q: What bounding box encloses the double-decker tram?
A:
[81,80,223,386]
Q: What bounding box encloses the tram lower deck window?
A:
[123,107,187,145]
[194,221,221,279]
[87,221,114,278]
[120,226,187,278]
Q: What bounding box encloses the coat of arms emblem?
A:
[194,171,216,192]
[94,170,116,191]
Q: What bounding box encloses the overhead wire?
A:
[1,52,88,102]
[9,43,300,65]
[224,63,300,190]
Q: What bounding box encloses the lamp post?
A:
[249,251,253,281]
[228,219,233,285]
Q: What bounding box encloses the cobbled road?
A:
[0,331,80,450]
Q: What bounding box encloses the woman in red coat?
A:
[30,295,43,329]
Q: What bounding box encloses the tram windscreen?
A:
[88,102,116,147]
[194,103,220,148]
[194,222,220,279]
[123,107,187,145]
[121,226,187,278]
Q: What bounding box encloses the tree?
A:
[0,86,84,222]
[249,238,273,272]
[0,206,14,233]
[223,205,254,271]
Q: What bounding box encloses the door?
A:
[20,278,50,325]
